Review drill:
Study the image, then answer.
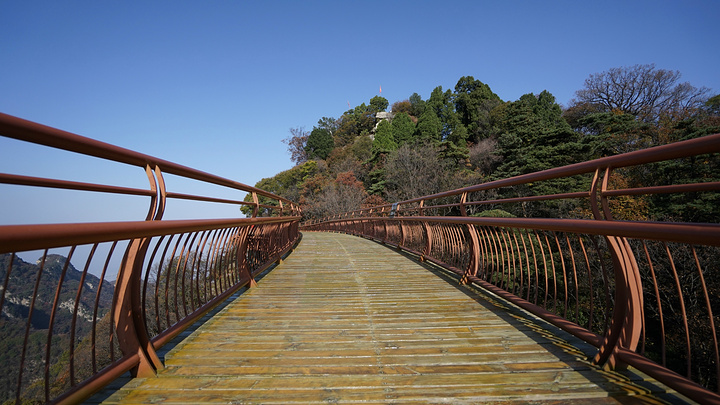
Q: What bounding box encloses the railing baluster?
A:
[664,242,692,378]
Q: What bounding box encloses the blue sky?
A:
[1,0,719,225]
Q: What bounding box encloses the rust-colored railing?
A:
[0,113,301,404]
[302,133,720,405]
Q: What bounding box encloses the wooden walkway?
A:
[97,232,690,404]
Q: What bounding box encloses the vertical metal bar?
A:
[228,227,243,283]
[421,221,432,261]
[17,249,48,404]
[165,234,184,328]
[92,241,117,374]
[142,235,166,337]
[479,226,490,280]
[565,234,580,325]
[519,230,532,302]
[492,227,503,285]
[70,243,99,386]
[180,232,201,318]
[643,241,665,366]
[528,229,540,305]
[511,230,524,298]
[45,246,76,402]
[589,235,613,332]
[205,229,222,299]
[691,246,720,392]
[235,226,254,287]
[664,242,691,378]
[216,227,233,291]
[155,234,175,334]
[172,234,190,324]
[535,231,549,308]
[193,230,211,307]
[176,233,195,319]
[198,229,217,302]
[213,228,229,292]
[544,233,557,313]
[504,229,516,293]
[463,224,480,283]
[578,236,594,332]
[553,232,569,318]
[487,227,500,284]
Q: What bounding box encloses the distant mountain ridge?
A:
[0,253,114,402]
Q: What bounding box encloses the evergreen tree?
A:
[371,120,397,154]
[493,91,587,216]
[454,76,502,142]
[415,108,442,142]
[409,92,426,117]
[369,96,389,113]
[390,112,416,146]
[305,127,334,160]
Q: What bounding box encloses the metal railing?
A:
[302,133,720,405]
[0,113,301,404]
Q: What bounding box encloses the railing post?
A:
[113,238,164,378]
[251,192,259,218]
[590,167,644,369]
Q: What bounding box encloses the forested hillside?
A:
[0,254,114,403]
[245,64,719,221]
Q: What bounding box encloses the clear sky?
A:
[1,0,719,224]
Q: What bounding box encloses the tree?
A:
[409,92,426,117]
[493,91,587,216]
[305,171,368,219]
[495,91,581,174]
[305,127,334,160]
[427,85,468,146]
[469,137,501,176]
[427,86,455,133]
[317,116,339,135]
[350,135,373,162]
[334,103,376,146]
[369,96,389,113]
[371,120,397,154]
[390,112,416,146]
[570,64,710,123]
[391,100,413,116]
[577,111,655,157]
[240,161,319,216]
[384,143,459,202]
[453,76,502,142]
[415,108,442,142]
[282,127,310,165]
[705,94,720,116]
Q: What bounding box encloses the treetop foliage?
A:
[264,67,717,221]
[569,63,710,124]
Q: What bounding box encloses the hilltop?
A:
[244,66,719,222]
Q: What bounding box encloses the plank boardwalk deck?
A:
[96,232,692,404]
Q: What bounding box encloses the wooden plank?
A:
[98,232,691,404]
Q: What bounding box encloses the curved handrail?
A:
[0,112,300,218]
[0,113,302,404]
[302,133,720,404]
